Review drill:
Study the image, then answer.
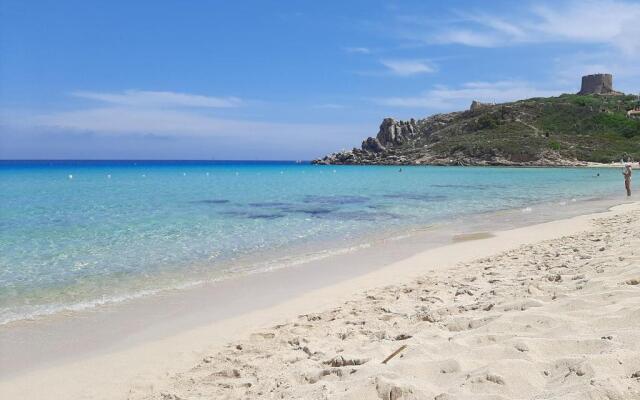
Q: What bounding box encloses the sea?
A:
[0,160,623,325]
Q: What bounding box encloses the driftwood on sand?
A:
[381,345,407,364]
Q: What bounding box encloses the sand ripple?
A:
[129,212,640,400]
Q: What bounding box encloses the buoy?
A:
[107,174,111,179]
[68,174,73,179]
[183,172,187,176]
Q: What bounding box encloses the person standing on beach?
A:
[623,164,632,196]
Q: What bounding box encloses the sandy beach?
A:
[1,201,638,399]
[4,1,640,398]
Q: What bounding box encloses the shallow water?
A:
[0,160,623,324]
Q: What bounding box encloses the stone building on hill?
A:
[578,73,623,95]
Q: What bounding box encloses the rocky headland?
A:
[314,74,640,166]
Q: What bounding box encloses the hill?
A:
[313,93,640,166]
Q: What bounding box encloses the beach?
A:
[2,201,639,399]
[4,1,640,398]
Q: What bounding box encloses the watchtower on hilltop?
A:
[577,73,623,95]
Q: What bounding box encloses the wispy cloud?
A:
[72,90,243,108]
[1,106,371,159]
[375,80,564,110]
[28,106,362,139]
[343,47,371,54]
[5,90,360,144]
[425,0,640,56]
[531,0,640,53]
[432,30,502,48]
[379,59,436,76]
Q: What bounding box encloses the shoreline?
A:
[1,164,624,330]
[1,200,638,399]
[312,162,632,168]
[0,195,628,372]
[0,192,625,329]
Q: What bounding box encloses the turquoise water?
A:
[0,161,622,324]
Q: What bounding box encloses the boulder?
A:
[361,137,386,153]
[376,118,417,146]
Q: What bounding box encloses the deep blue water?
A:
[0,160,621,324]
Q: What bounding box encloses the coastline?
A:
[3,163,623,330]
[313,161,632,168]
[0,195,627,372]
[1,199,638,399]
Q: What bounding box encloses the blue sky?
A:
[1,0,639,160]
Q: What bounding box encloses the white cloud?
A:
[1,106,372,159]
[379,59,436,76]
[343,47,371,54]
[0,89,367,148]
[478,15,526,38]
[531,1,640,51]
[432,30,501,48]
[28,107,360,140]
[375,80,565,110]
[71,90,242,108]
[424,0,640,56]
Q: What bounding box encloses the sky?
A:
[1,0,640,160]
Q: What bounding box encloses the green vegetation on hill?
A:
[316,93,640,166]
[516,94,640,162]
[442,94,640,163]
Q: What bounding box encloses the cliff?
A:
[314,92,640,166]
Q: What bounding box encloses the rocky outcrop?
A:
[315,118,420,164]
[376,118,418,147]
[578,73,623,95]
[470,100,492,112]
[361,137,386,153]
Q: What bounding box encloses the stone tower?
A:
[577,73,619,95]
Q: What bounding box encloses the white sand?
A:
[2,203,640,399]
